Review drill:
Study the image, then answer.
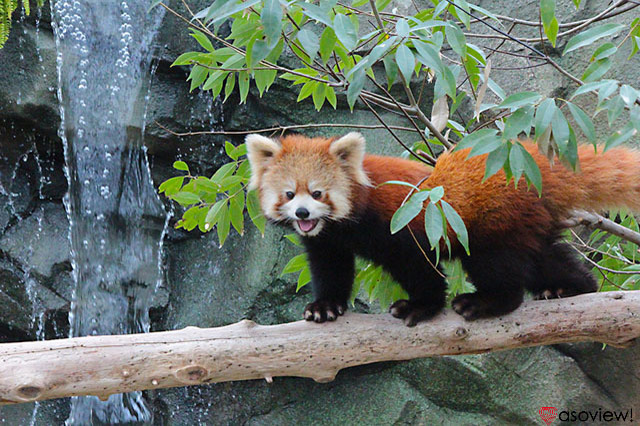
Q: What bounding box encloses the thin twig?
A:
[359,96,436,165]
[154,121,420,137]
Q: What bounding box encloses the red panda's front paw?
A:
[304,300,347,323]
[389,299,441,327]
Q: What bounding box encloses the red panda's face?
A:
[246,132,370,237]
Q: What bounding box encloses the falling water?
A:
[51,1,166,424]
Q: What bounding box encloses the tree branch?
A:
[564,210,640,246]
[1,291,638,405]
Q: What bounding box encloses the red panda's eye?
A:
[285,191,295,200]
[311,191,322,199]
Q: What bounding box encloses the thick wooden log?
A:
[1,291,639,405]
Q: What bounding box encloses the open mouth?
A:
[296,219,319,233]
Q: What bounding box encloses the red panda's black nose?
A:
[295,208,310,219]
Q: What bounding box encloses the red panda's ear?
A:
[246,134,281,189]
[329,132,371,186]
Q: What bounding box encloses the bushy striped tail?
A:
[530,143,640,214]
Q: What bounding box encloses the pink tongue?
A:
[298,219,317,232]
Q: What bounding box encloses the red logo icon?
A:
[539,407,558,425]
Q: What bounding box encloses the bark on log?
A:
[1,291,639,405]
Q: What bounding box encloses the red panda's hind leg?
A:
[453,249,530,320]
[527,241,598,300]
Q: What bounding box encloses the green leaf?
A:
[503,106,534,140]
[159,176,185,196]
[219,176,245,191]
[347,69,365,110]
[497,92,542,109]
[414,41,444,74]
[453,0,471,29]
[238,71,250,103]
[282,253,308,275]
[188,65,209,91]
[172,52,201,66]
[591,42,617,61]
[535,98,557,136]
[508,141,525,185]
[211,162,236,182]
[300,3,332,27]
[180,206,202,231]
[325,86,337,109]
[483,142,509,181]
[605,95,625,125]
[225,141,238,160]
[247,189,266,235]
[563,23,625,55]
[604,123,636,152]
[467,133,503,158]
[173,160,189,172]
[261,0,283,45]
[249,39,273,67]
[333,13,358,52]
[539,0,558,46]
[429,186,445,203]
[571,79,617,98]
[254,69,278,96]
[396,18,410,38]
[582,58,612,82]
[376,0,392,12]
[551,107,570,148]
[171,191,201,206]
[297,80,317,102]
[205,199,226,227]
[383,55,398,88]
[396,44,415,86]
[296,265,311,291]
[441,200,469,255]
[216,202,231,247]
[620,84,639,107]
[319,27,337,64]
[566,101,596,142]
[229,191,245,235]
[297,28,319,61]
[455,128,499,152]
[190,30,215,52]
[517,143,542,195]
[198,0,261,26]
[425,202,444,250]
[630,36,640,59]
[390,197,423,234]
[445,23,466,57]
[312,82,327,111]
[195,176,221,194]
[224,73,236,102]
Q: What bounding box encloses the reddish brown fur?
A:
[274,135,640,252]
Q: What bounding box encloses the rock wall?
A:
[0,1,638,424]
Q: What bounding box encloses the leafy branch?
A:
[156,0,640,305]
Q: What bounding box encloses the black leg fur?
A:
[454,249,530,320]
[302,238,354,323]
[384,248,447,327]
[527,241,598,299]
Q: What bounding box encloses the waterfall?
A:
[51,1,167,423]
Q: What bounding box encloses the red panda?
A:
[246,132,640,326]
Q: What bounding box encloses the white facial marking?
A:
[283,193,330,220]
